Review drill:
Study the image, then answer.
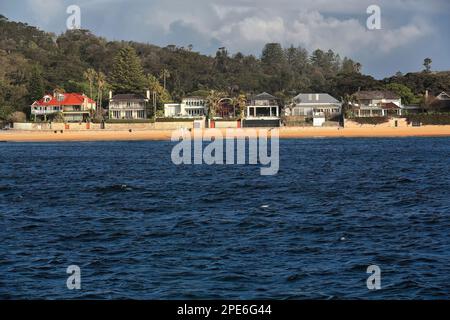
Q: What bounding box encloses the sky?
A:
[1,0,449,79]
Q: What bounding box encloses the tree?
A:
[146,74,172,117]
[231,94,247,119]
[96,71,106,119]
[215,47,229,73]
[159,68,171,91]
[423,58,432,73]
[341,57,360,74]
[28,65,45,102]
[147,74,171,102]
[109,46,146,94]
[385,83,415,105]
[341,94,357,119]
[8,111,26,122]
[206,90,224,118]
[261,43,286,69]
[84,68,97,99]
[0,105,15,121]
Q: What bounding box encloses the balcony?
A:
[31,109,58,115]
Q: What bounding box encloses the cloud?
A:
[205,9,433,60]
[0,0,448,77]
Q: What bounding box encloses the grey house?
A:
[108,91,150,120]
[286,93,341,118]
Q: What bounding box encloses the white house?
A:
[108,91,149,120]
[286,93,341,118]
[351,90,402,117]
[164,97,207,118]
[246,92,280,119]
[31,92,96,122]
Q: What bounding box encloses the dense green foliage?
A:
[109,47,146,94]
[350,117,389,125]
[0,15,449,121]
[155,117,203,122]
[407,114,450,125]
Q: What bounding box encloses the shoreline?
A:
[2,126,450,142]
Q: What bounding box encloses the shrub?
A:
[351,117,389,125]
[51,112,65,123]
[155,118,201,122]
[406,113,450,125]
[0,105,14,121]
[105,119,155,124]
[7,111,27,123]
[214,118,240,122]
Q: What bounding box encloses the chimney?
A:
[316,94,319,101]
[109,90,113,100]
[146,90,150,100]
[425,90,429,100]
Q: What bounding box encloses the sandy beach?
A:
[2,126,450,142]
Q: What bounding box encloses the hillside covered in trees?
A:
[1,14,449,120]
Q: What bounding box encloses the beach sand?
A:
[2,126,450,142]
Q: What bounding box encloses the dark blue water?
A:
[1,138,450,299]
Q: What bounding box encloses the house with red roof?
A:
[31,92,96,122]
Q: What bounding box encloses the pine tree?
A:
[423,58,432,73]
[109,46,146,94]
[28,66,45,102]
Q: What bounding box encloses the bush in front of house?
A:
[406,113,450,125]
[155,118,202,122]
[350,117,389,125]
[51,112,65,123]
[105,119,155,124]
[7,111,27,123]
[214,118,240,122]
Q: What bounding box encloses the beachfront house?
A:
[108,91,149,120]
[351,90,402,117]
[164,97,207,118]
[428,91,450,111]
[242,92,281,127]
[286,93,341,119]
[246,92,280,119]
[31,92,96,122]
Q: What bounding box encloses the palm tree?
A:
[341,93,357,120]
[231,94,247,119]
[159,69,171,91]
[84,68,97,99]
[96,72,106,119]
[206,90,222,119]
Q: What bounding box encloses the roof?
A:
[381,102,401,110]
[33,93,95,106]
[353,90,400,100]
[111,94,147,101]
[249,92,278,101]
[183,96,206,100]
[293,93,340,104]
[436,92,450,100]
